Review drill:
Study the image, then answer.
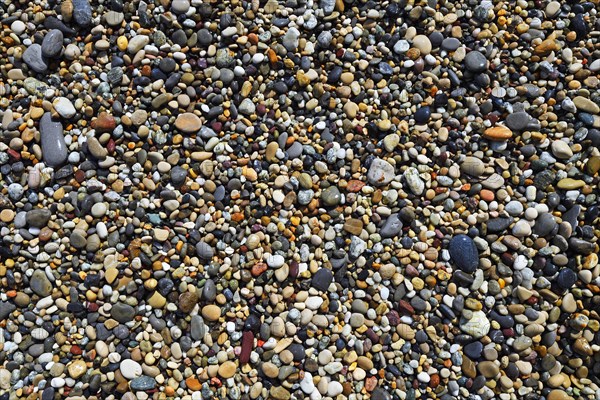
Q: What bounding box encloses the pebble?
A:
[0,1,598,399]
[40,112,68,167]
[41,29,63,58]
[53,97,76,119]
[23,44,48,73]
[449,235,479,273]
[367,158,395,186]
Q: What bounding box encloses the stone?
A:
[460,311,491,338]
[270,386,291,400]
[512,220,532,237]
[412,35,432,55]
[111,303,136,323]
[190,315,206,340]
[42,29,64,58]
[40,113,67,167]
[202,304,221,321]
[321,186,341,206]
[367,158,395,186]
[534,213,557,236]
[23,44,48,73]
[218,361,237,378]
[573,96,600,114]
[311,268,333,291]
[30,270,52,297]
[53,97,76,119]
[464,51,488,72]
[477,361,499,378]
[461,156,485,176]
[73,0,92,26]
[26,209,52,228]
[67,360,87,379]
[120,359,143,379]
[449,235,479,273]
[127,35,149,53]
[404,167,424,195]
[547,390,572,400]
[179,292,199,313]
[557,268,577,289]
[343,218,363,235]
[175,113,202,133]
[551,140,573,159]
[463,341,483,359]
[380,214,402,238]
[171,0,191,14]
[483,125,512,140]
[0,301,16,321]
[130,376,156,391]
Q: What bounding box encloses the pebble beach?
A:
[0,0,600,399]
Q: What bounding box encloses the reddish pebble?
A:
[480,189,495,201]
[239,331,254,364]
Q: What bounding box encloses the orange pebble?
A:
[480,189,495,202]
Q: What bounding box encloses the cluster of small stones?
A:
[0,0,600,399]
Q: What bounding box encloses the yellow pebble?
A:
[117,36,128,51]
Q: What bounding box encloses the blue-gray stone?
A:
[202,279,217,301]
[463,341,483,359]
[23,44,48,73]
[557,268,577,289]
[0,301,16,320]
[41,29,63,58]
[311,268,333,291]
[380,214,402,238]
[441,37,461,51]
[40,113,67,167]
[449,234,479,273]
[130,376,156,391]
[464,51,488,73]
[73,0,92,26]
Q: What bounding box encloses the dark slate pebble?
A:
[441,37,461,51]
[486,217,511,233]
[43,16,76,35]
[463,341,483,359]
[110,302,135,323]
[414,106,431,124]
[311,268,333,291]
[449,234,479,273]
[371,388,392,400]
[533,213,556,236]
[202,279,217,302]
[170,166,187,187]
[568,238,594,254]
[41,387,54,400]
[0,301,16,320]
[464,50,488,73]
[557,268,577,289]
[287,343,305,361]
